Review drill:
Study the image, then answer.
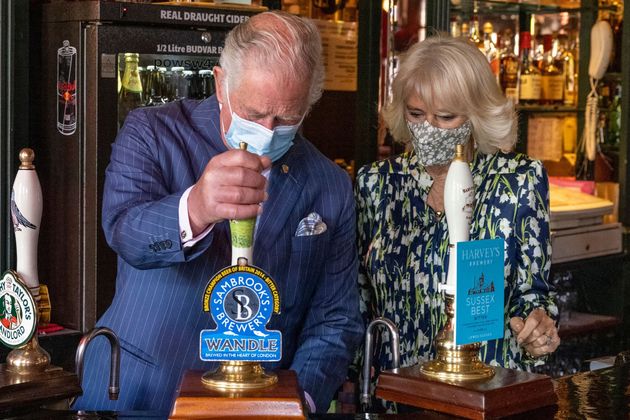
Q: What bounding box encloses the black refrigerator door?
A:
[39,21,225,331]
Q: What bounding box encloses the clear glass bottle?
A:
[118,53,144,128]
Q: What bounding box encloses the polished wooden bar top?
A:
[313,361,630,419]
[5,361,630,418]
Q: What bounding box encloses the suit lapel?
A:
[254,138,308,259]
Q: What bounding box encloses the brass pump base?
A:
[202,361,278,390]
[420,293,495,382]
[421,354,495,381]
[6,336,51,375]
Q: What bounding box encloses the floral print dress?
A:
[355,150,558,403]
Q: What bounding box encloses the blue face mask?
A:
[222,84,302,162]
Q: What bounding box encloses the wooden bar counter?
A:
[4,360,630,418]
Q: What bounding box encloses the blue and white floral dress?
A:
[355,150,558,386]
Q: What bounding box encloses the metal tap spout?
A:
[360,317,400,412]
[75,327,121,400]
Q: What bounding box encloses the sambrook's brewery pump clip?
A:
[169,143,306,419]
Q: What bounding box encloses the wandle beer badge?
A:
[0,271,37,349]
[201,264,281,362]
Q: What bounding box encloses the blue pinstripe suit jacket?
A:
[73,96,363,415]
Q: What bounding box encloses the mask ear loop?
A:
[219,81,233,139]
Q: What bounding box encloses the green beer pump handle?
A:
[230,142,256,265]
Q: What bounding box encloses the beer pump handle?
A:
[229,142,256,266]
[442,144,474,294]
[12,148,43,301]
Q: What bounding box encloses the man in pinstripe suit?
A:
[73,10,363,416]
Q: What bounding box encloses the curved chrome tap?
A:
[360,317,400,412]
[75,327,121,400]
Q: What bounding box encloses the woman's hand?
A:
[509,308,560,358]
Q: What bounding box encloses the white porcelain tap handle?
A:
[12,148,43,300]
[443,144,474,294]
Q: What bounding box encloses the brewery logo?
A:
[200,264,281,362]
[0,271,36,349]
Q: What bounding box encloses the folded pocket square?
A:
[295,212,327,236]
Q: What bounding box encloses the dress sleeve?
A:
[355,165,378,326]
[349,166,378,377]
[508,161,558,322]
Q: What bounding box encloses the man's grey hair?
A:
[219,11,324,108]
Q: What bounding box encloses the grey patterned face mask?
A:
[407,119,472,166]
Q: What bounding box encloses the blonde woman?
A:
[356,35,559,409]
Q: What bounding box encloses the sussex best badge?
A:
[0,270,37,349]
[200,264,281,362]
[455,238,505,345]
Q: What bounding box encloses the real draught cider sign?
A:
[200,265,281,362]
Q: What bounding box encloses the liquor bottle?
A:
[460,22,470,39]
[450,16,461,38]
[540,34,564,105]
[469,15,484,53]
[118,53,143,128]
[342,0,357,22]
[608,13,623,73]
[518,32,541,105]
[482,22,500,83]
[557,33,577,106]
[500,32,519,103]
[606,84,622,145]
[532,34,545,71]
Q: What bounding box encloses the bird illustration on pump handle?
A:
[11,189,37,232]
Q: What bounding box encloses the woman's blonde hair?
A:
[382,35,517,154]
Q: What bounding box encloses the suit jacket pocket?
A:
[291,230,330,256]
[119,336,158,368]
[289,231,330,292]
